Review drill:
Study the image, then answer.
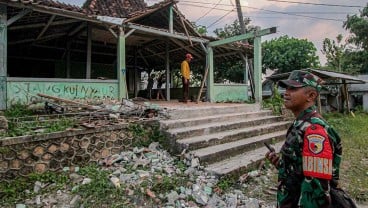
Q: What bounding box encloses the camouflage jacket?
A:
[277,106,342,208]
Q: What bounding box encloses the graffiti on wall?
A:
[7,81,118,105]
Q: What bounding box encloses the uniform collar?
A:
[295,105,317,121]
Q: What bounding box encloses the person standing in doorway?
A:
[156,74,166,100]
[146,74,155,100]
[180,53,193,103]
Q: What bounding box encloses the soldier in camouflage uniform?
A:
[266,70,342,208]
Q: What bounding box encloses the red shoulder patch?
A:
[302,124,333,180]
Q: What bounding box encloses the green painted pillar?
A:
[0,5,7,110]
[169,5,173,33]
[118,27,127,100]
[207,46,214,102]
[254,36,262,103]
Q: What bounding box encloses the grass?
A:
[0,171,70,206]
[324,112,368,203]
[74,165,132,207]
[1,112,367,206]
[1,103,76,138]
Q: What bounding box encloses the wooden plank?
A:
[37,93,100,110]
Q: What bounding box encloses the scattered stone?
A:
[19,142,277,208]
[166,191,179,205]
[70,195,81,207]
[0,116,8,133]
[190,158,200,168]
[81,178,92,185]
[110,176,120,188]
[33,181,42,193]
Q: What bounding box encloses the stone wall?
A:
[0,124,132,180]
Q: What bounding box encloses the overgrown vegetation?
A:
[0,104,75,137]
[74,165,131,207]
[324,112,368,202]
[262,85,284,115]
[4,103,33,118]
[0,171,70,205]
[129,123,167,148]
[1,112,367,206]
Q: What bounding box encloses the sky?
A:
[59,0,367,65]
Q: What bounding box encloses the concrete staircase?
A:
[160,104,291,176]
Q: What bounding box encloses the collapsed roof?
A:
[5,0,252,76]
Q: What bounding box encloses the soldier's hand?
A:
[265,151,280,168]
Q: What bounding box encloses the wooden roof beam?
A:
[170,38,202,58]
[125,23,208,43]
[9,19,80,30]
[36,14,56,40]
[7,8,31,26]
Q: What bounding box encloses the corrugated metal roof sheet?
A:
[266,68,367,84]
[308,69,366,84]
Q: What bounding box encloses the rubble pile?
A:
[17,142,277,208]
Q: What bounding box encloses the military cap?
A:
[278,70,324,92]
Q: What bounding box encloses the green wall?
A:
[213,84,248,102]
[7,78,118,106]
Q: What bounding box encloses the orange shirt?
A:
[181,60,190,80]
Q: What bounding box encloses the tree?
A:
[343,3,368,73]
[262,36,320,73]
[210,18,256,83]
[322,34,361,73]
[322,34,345,71]
[192,22,208,35]
[213,18,253,38]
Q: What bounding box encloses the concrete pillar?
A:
[253,36,262,103]
[118,27,127,100]
[363,93,368,112]
[0,5,7,110]
[207,46,214,102]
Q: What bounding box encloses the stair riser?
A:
[198,134,285,165]
[172,117,284,139]
[162,111,273,129]
[168,105,261,119]
[182,123,290,151]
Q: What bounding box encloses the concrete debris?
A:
[19,142,277,208]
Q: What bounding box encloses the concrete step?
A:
[160,110,273,130]
[205,141,284,176]
[177,121,290,151]
[191,130,286,165]
[168,116,286,140]
[167,103,261,119]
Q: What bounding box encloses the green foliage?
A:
[192,22,208,35]
[211,19,257,83]
[215,175,236,192]
[0,171,69,205]
[344,4,368,50]
[262,85,284,115]
[214,60,245,83]
[151,175,185,194]
[174,159,187,173]
[4,103,33,118]
[262,36,320,73]
[75,165,129,207]
[129,123,167,148]
[343,3,368,73]
[323,112,368,202]
[4,117,76,137]
[28,171,69,188]
[213,18,253,38]
[322,34,362,73]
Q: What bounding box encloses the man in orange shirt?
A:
[181,53,193,103]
